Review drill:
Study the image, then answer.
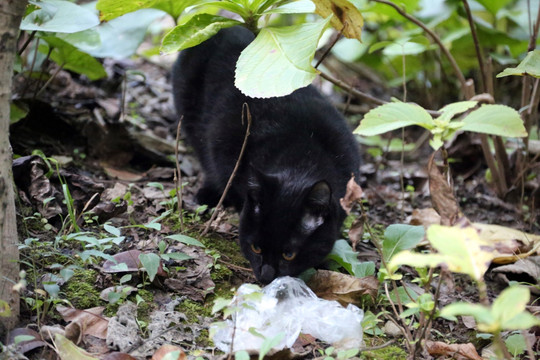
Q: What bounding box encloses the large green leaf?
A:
[21,0,99,33]
[497,50,540,79]
[161,14,242,54]
[235,18,330,98]
[492,286,540,330]
[460,104,527,138]
[354,102,434,136]
[382,224,424,264]
[39,36,107,80]
[73,9,166,59]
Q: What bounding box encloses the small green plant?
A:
[388,224,540,358]
[318,346,359,360]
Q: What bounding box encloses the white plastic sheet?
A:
[212,276,364,353]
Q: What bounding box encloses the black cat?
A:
[172,26,360,283]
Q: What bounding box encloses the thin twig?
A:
[462,0,487,93]
[320,70,441,116]
[18,30,37,56]
[35,62,65,98]
[174,116,184,232]
[201,103,252,237]
[371,0,468,96]
[315,29,343,69]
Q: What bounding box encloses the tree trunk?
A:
[0,0,27,337]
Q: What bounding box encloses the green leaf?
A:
[427,225,497,281]
[476,0,513,14]
[259,332,285,360]
[10,102,29,124]
[497,50,540,78]
[73,9,166,59]
[161,252,192,261]
[354,102,434,136]
[153,0,204,18]
[440,302,493,324]
[161,14,242,54]
[382,40,428,56]
[235,18,331,98]
[460,104,527,138]
[139,253,161,282]
[21,0,99,33]
[388,250,447,275]
[437,101,478,123]
[166,234,205,247]
[97,0,154,21]
[212,297,232,314]
[312,0,363,40]
[505,334,526,357]
[382,224,424,264]
[493,286,540,330]
[104,224,121,237]
[327,239,375,277]
[14,335,37,344]
[39,36,107,80]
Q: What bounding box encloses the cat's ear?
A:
[248,163,278,189]
[305,180,332,210]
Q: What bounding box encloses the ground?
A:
[4,49,540,360]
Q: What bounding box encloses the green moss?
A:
[361,344,407,359]
[63,269,101,309]
[178,299,211,323]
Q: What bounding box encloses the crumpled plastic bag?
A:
[211,276,364,353]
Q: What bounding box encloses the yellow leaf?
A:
[312,0,363,40]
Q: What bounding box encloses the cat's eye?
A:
[282,252,297,261]
[251,244,262,254]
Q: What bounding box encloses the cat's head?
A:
[239,169,341,284]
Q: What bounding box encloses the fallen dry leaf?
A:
[427,153,461,225]
[472,223,540,263]
[56,306,109,340]
[307,270,378,306]
[7,328,47,354]
[492,257,540,293]
[339,175,363,215]
[53,333,99,360]
[102,250,142,273]
[151,344,186,360]
[425,340,482,360]
[409,208,441,227]
[348,216,364,251]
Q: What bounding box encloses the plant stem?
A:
[461,0,486,93]
[201,103,252,237]
[370,0,468,96]
[174,116,184,232]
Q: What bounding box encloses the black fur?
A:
[172,26,360,283]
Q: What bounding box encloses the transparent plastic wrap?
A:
[211,276,364,353]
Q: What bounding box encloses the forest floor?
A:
[5,52,540,360]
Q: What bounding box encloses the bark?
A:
[0,0,27,337]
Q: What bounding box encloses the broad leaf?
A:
[259,332,285,360]
[497,50,540,79]
[21,0,99,33]
[460,104,527,138]
[354,102,434,136]
[427,225,498,281]
[39,36,107,80]
[388,250,447,274]
[327,239,375,277]
[139,253,161,282]
[492,286,540,330]
[437,101,478,123]
[161,14,242,54]
[440,302,493,324]
[71,9,166,59]
[54,334,99,360]
[235,18,330,98]
[382,224,424,264]
[312,0,363,40]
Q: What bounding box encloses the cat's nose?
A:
[259,264,276,284]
